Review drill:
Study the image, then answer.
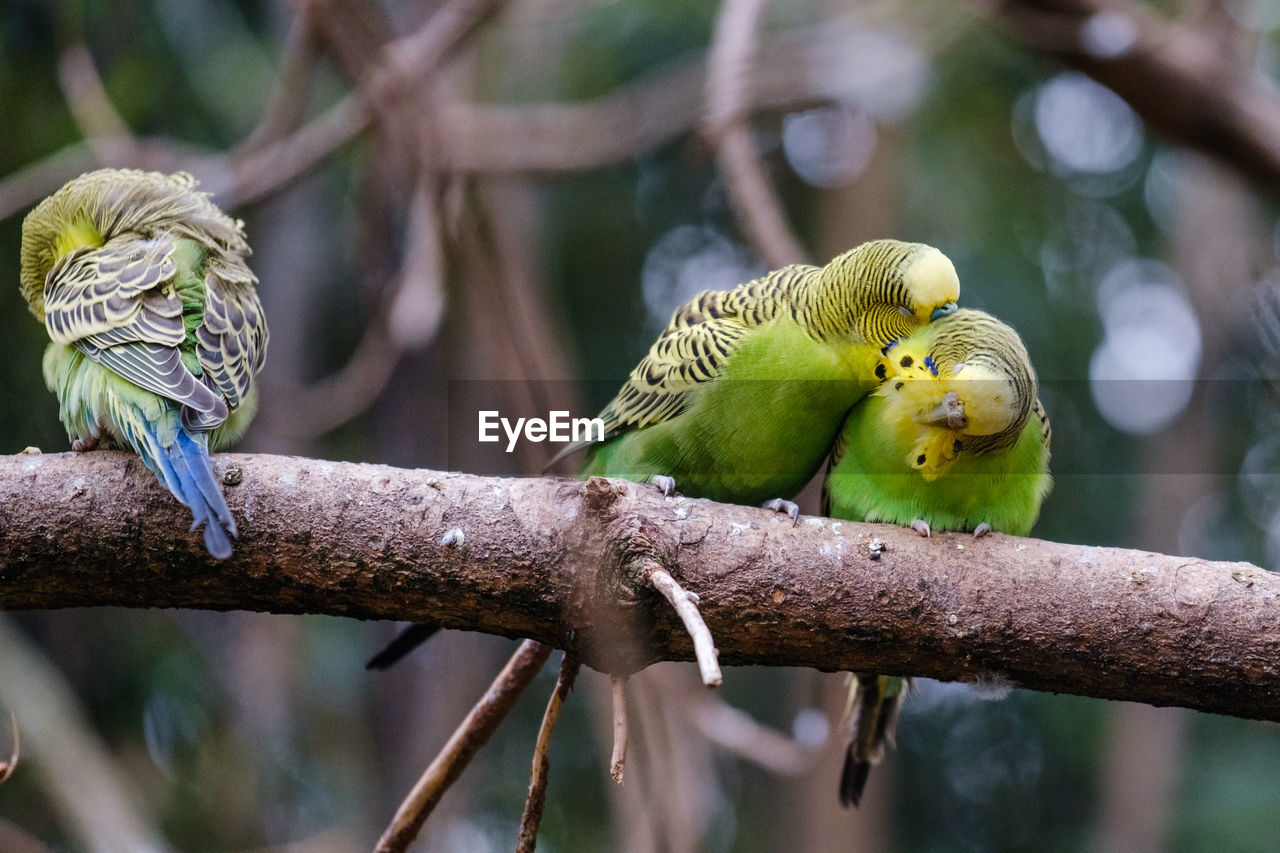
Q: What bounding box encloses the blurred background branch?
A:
[0,617,169,852]
[4,0,1280,849]
[990,0,1280,194]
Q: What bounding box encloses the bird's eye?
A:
[897,305,914,317]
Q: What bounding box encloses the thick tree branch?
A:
[1,451,1277,721]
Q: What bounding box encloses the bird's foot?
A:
[72,435,99,453]
[761,498,800,525]
[973,522,991,538]
[650,475,677,497]
[910,519,931,538]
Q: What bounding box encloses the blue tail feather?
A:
[146,431,189,508]
[175,431,237,538]
[138,426,236,560]
[110,396,238,559]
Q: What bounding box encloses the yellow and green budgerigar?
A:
[20,168,268,559]
[821,307,1051,807]
[567,239,962,512]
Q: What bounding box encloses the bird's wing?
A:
[43,235,227,422]
[1032,397,1051,450]
[192,258,268,429]
[596,288,760,438]
[44,236,182,346]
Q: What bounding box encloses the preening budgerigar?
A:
[20,169,268,559]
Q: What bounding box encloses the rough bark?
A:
[1,451,1277,721]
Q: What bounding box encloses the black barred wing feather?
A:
[1032,398,1051,450]
[192,274,268,429]
[597,311,749,437]
[596,271,801,439]
[43,237,181,347]
[44,235,229,422]
[92,342,227,423]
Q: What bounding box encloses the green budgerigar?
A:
[571,239,961,509]
[20,169,268,559]
[822,307,1051,806]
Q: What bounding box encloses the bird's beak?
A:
[930,301,958,321]
[919,390,967,429]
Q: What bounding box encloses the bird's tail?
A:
[839,673,908,808]
[365,624,442,670]
[148,426,238,559]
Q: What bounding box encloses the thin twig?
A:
[629,666,711,850]
[221,93,370,207]
[387,179,447,350]
[227,0,502,208]
[56,43,132,144]
[989,0,1280,195]
[646,567,722,688]
[705,0,807,267]
[375,639,553,853]
[261,179,445,441]
[0,20,884,220]
[260,320,402,441]
[689,695,817,776]
[379,0,503,89]
[516,654,581,853]
[453,182,587,473]
[610,676,629,784]
[236,5,318,153]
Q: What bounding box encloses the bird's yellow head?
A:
[877,309,1036,480]
[813,239,959,348]
[19,168,243,323]
[901,247,961,324]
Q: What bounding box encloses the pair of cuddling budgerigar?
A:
[572,239,1052,807]
[21,170,1050,809]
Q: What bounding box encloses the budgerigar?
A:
[821,307,1051,807]
[567,239,961,509]
[20,169,268,559]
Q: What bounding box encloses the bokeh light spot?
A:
[1034,72,1143,176]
